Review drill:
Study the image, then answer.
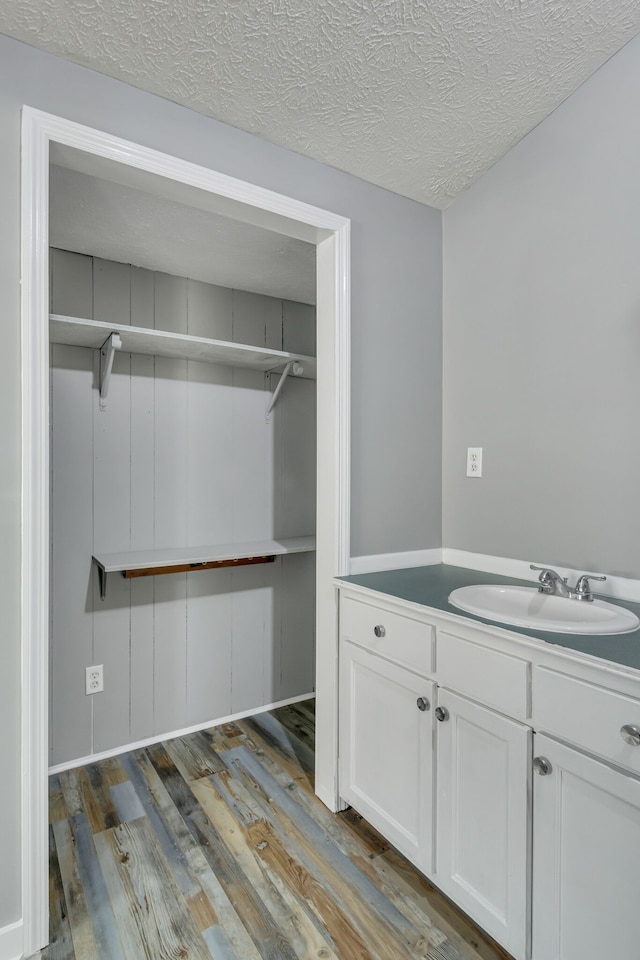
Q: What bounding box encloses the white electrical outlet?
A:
[466,447,483,477]
[85,664,104,695]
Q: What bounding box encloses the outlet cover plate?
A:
[466,447,483,478]
[85,664,104,695]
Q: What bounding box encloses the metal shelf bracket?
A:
[266,360,305,420]
[99,332,122,410]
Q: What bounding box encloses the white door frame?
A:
[21,106,350,955]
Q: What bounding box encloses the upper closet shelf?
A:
[50,314,317,408]
[93,535,316,600]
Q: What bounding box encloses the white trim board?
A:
[21,107,350,956]
[349,549,442,575]
[48,693,314,775]
[0,919,23,960]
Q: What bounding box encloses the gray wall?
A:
[443,31,640,579]
[50,249,315,767]
[0,34,441,926]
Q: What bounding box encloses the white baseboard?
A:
[349,548,442,576]
[48,692,314,775]
[0,919,23,960]
[442,549,640,604]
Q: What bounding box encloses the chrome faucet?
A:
[530,565,575,598]
[530,565,606,602]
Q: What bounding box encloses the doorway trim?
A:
[21,106,350,955]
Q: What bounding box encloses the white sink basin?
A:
[448,584,639,635]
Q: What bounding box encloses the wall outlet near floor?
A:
[85,664,104,695]
[466,447,483,477]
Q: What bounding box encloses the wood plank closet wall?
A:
[49,249,316,767]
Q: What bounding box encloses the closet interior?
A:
[48,157,318,768]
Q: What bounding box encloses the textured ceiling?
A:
[3,1,640,207]
[50,165,317,304]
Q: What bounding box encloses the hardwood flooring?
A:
[37,700,510,960]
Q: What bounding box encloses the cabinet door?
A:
[339,640,435,873]
[436,689,531,960]
[532,733,640,960]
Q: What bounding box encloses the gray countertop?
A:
[339,564,640,673]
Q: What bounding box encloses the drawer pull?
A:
[533,756,552,776]
[435,706,449,722]
[620,724,640,746]
[373,624,386,638]
[416,697,430,712]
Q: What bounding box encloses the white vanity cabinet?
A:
[338,592,531,959]
[339,641,435,871]
[531,665,640,960]
[434,627,532,958]
[337,580,640,960]
[338,596,436,872]
[435,688,530,959]
[531,733,640,960]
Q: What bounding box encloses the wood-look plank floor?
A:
[36,700,511,960]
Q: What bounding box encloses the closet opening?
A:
[48,152,318,768]
[21,109,350,956]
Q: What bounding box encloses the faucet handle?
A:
[575,573,606,601]
[529,564,565,593]
[530,564,566,582]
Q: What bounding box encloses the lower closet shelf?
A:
[92,536,316,600]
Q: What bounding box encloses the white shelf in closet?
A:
[49,314,317,378]
[93,536,316,600]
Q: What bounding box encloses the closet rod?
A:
[95,554,275,599]
[124,554,276,579]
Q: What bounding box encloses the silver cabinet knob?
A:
[435,706,449,722]
[533,756,552,776]
[416,697,430,712]
[620,724,640,746]
[373,625,386,638]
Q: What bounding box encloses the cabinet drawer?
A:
[438,631,531,720]
[340,596,434,675]
[534,667,640,776]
